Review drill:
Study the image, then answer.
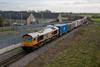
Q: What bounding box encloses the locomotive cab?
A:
[22,34,38,47]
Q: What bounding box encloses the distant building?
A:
[32,13,59,23]
[27,13,36,25]
[57,13,69,22]
[0,11,60,26]
[0,11,36,26]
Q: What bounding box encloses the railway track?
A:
[0,47,28,67]
[0,51,28,67]
[0,45,44,67]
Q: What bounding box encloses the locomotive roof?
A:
[28,32,40,38]
[26,26,58,38]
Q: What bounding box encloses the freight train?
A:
[21,17,88,51]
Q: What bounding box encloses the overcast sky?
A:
[0,0,100,13]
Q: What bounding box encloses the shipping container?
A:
[72,21,76,28]
[67,23,73,31]
[55,24,68,35]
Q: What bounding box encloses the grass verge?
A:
[91,18,100,23]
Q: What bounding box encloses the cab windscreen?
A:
[23,35,32,42]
